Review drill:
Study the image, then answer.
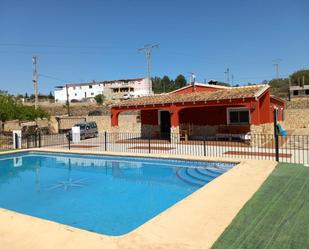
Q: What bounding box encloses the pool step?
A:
[186,168,214,182]
[196,168,222,178]
[176,168,216,187]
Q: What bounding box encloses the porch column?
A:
[110,109,121,142]
[111,109,120,127]
[170,107,180,143]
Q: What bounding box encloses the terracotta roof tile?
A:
[113,85,269,107]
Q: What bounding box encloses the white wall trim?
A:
[226,107,251,125]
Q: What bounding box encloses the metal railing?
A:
[1,132,308,165]
[0,135,13,151]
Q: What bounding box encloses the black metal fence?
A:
[1,132,308,165]
[0,135,13,151]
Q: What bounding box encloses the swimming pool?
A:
[0,151,235,235]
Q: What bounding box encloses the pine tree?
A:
[175,74,187,89]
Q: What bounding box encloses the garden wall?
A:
[284,109,309,129]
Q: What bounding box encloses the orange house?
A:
[111,83,285,140]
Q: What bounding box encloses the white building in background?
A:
[54,77,151,103]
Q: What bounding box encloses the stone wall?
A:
[87,113,141,133]
[180,124,218,137]
[3,120,21,132]
[141,124,160,138]
[3,119,50,133]
[86,115,111,133]
[49,117,59,134]
[250,123,274,147]
[54,113,141,134]
[57,117,87,131]
[250,123,274,135]
[284,109,309,129]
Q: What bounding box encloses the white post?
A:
[12,130,22,149]
[72,126,80,144]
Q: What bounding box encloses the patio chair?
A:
[180,124,193,141]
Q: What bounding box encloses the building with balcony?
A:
[54,77,151,103]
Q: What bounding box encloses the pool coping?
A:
[0,148,277,249]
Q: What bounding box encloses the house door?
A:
[160,111,171,138]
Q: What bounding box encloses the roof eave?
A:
[254,84,270,99]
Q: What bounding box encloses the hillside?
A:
[268,69,309,99]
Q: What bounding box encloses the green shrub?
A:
[0,91,49,122]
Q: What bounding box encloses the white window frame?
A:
[158,110,162,125]
[227,107,251,125]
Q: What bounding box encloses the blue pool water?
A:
[0,152,235,235]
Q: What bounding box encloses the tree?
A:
[0,91,49,123]
[0,91,16,122]
[174,74,187,89]
[268,78,289,99]
[152,74,189,93]
[94,94,105,105]
[290,69,309,86]
[152,77,163,94]
[261,69,309,99]
[161,75,172,93]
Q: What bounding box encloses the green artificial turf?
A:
[212,163,309,249]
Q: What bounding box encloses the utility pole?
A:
[224,68,230,84]
[189,72,196,91]
[273,59,282,79]
[288,77,291,101]
[32,56,39,109]
[189,72,196,85]
[65,84,71,116]
[138,44,159,95]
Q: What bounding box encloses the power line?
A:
[138,44,159,95]
[0,43,127,50]
[39,74,67,82]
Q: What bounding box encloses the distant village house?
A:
[54,77,151,103]
[289,85,309,98]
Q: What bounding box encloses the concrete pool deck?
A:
[0,148,277,249]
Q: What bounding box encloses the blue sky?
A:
[0,0,308,94]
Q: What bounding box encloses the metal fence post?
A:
[38,132,42,148]
[14,133,18,149]
[34,133,38,148]
[274,109,279,162]
[148,135,151,154]
[203,136,206,156]
[68,136,71,150]
[26,135,29,149]
[104,131,107,151]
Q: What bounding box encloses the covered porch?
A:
[110,84,282,145]
[111,100,256,143]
